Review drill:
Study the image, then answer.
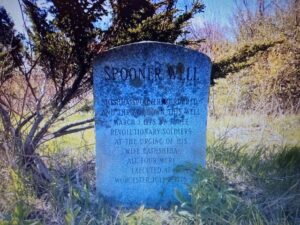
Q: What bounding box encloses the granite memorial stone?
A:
[93,41,211,208]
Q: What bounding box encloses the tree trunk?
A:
[20,141,53,196]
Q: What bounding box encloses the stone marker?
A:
[93,41,211,208]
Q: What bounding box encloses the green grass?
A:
[42,111,95,157]
[1,113,299,224]
[207,113,300,146]
[170,139,300,225]
[43,112,300,158]
[1,141,299,224]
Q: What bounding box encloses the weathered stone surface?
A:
[93,41,211,208]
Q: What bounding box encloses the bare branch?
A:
[19,84,29,124]
[16,112,36,132]
[23,70,38,101]
[0,103,15,134]
[39,123,94,146]
[52,118,94,135]
[23,77,47,154]
[51,125,94,140]
[24,114,43,154]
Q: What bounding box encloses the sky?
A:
[177,0,235,27]
[0,0,24,33]
[201,0,235,27]
[0,0,236,36]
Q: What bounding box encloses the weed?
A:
[1,114,299,224]
[0,170,42,225]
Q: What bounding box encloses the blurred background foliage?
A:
[190,0,299,115]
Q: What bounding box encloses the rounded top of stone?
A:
[94,41,211,64]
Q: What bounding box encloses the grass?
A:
[0,113,299,224]
[43,112,300,156]
[43,111,95,156]
[207,113,300,146]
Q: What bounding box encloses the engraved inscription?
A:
[93,42,211,208]
[104,63,200,81]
